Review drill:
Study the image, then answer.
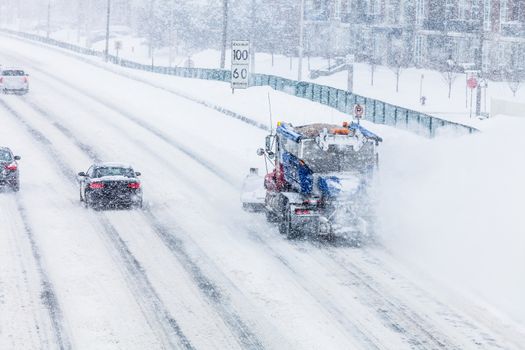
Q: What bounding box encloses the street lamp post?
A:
[298,0,305,81]
[475,6,485,116]
[46,0,51,39]
[168,0,175,67]
[446,56,455,99]
[250,0,256,72]
[104,0,111,62]
[220,0,229,69]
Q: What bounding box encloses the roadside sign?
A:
[231,40,250,90]
[114,40,123,58]
[478,78,488,88]
[467,77,478,89]
[353,104,364,118]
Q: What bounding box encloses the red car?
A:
[0,147,21,192]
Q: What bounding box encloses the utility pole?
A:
[104,0,111,62]
[147,0,154,59]
[220,0,229,69]
[168,0,175,67]
[298,0,305,81]
[475,5,485,116]
[250,0,256,72]
[46,0,51,39]
[76,0,82,43]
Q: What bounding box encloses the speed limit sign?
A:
[231,40,250,89]
[353,104,364,118]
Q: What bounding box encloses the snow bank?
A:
[377,115,525,324]
[491,99,525,119]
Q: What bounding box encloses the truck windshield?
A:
[301,140,374,173]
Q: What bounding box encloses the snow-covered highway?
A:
[0,35,523,350]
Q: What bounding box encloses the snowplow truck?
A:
[252,121,382,241]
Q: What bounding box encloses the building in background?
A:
[304,0,525,79]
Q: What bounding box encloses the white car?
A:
[1,68,29,94]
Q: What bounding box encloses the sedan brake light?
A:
[0,77,3,83]
[4,163,17,171]
[128,182,140,189]
[89,182,105,189]
[23,76,28,83]
[295,208,311,215]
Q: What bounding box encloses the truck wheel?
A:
[265,210,278,223]
[277,204,289,234]
[278,218,286,234]
[283,207,300,239]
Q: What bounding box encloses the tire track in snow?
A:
[240,228,386,350]
[14,82,384,349]
[8,58,388,348]
[16,200,72,350]
[94,215,194,350]
[324,248,507,350]
[309,246,458,350]
[18,78,514,350]
[16,95,269,350]
[43,68,510,348]
[0,194,72,350]
[141,209,266,350]
[0,99,194,350]
[23,73,400,348]
[4,48,504,349]
[0,197,44,349]
[241,226,509,350]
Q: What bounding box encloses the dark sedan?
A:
[78,162,143,209]
[0,147,20,192]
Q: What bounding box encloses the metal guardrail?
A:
[1,28,477,137]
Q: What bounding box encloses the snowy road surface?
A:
[0,35,523,349]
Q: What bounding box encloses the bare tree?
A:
[388,50,406,93]
[506,68,523,97]
[368,57,379,86]
[441,58,458,99]
[506,48,523,97]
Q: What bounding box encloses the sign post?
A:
[465,70,479,118]
[231,40,250,92]
[353,104,364,124]
[461,63,475,108]
[114,40,122,59]
[479,78,488,115]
